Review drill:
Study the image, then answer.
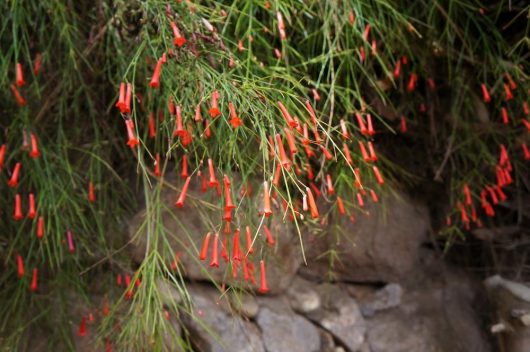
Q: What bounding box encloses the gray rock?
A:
[365,257,491,352]
[128,176,302,294]
[320,330,336,352]
[231,293,259,318]
[300,192,429,283]
[256,297,321,352]
[157,278,183,307]
[308,285,366,352]
[183,284,264,352]
[287,277,321,313]
[359,283,403,317]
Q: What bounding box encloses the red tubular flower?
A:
[116,83,126,112]
[343,143,353,165]
[481,84,491,103]
[148,112,156,138]
[278,101,297,128]
[210,233,219,267]
[245,226,254,254]
[370,189,379,202]
[221,233,229,261]
[223,175,235,211]
[301,124,310,145]
[523,101,529,115]
[312,88,320,101]
[170,21,187,47]
[273,163,282,186]
[304,144,316,159]
[86,181,96,203]
[393,60,401,79]
[16,254,24,278]
[501,107,509,125]
[371,39,377,56]
[0,144,6,170]
[306,188,319,218]
[228,102,242,128]
[276,11,286,40]
[30,268,38,292]
[153,153,161,177]
[463,184,472,205]
[326,174,334,195]
[28,193,36,218]
[232,228,241,261]
[13,194,23,221]
[486,185,499,205]
[34,53,41,75]
[276,133,291,169]
[116,273,123,286]
[362,23,371,41]
[495,185,507,202]
[78,317,87,337]
[337,196,345,215]
[522,143,530,160]
[262,181,273,217]
[199,232,211,260]
[207,158,219,187]
[340,119,350,139]
[263,225,275,246]
[173,105,185,137]
[124,83,132,114]
[373,166,384,184]
[175,176,192,208]
[10,84,26,106]
[367,141,377,162]
[505,72,517,90]
[125,120,139,148]
[8,162,21,188]
[29,133,40,158]
[310,182,321,198]
[209,90,221,118]
[504,84,513,101]
[195,103,202,122]
[37,216,44,238]
[357,192,365,207]
[320,145,333,160]
[284,127,298,154]
[305,100,318,127]
[16,62,25,86]
[354,168,363,188]
[458,202,469,224]
[356,113,368,135]
[181,155,189,179]
[399,116,407,133]
[359,47,365,62]
[312,126,322,144]
[274,48,282,59]
[359,141,370,162]
[366,114,375,136]
[427,78,436,90]
[258,260,269,293]
[407,73,418,92]
[67,230,75,253]
[149,58,163,88]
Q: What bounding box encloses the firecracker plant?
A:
[1,0,529,350]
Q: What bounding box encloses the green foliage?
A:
[0,0,528,350]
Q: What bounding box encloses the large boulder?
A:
[363,253,491,352]
[182,284,264,352]
[256,296,321,352]
[299,191,429,282]
[128,176,303,294]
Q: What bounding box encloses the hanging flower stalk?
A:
[8,162,21,188]
[228,102,242,128]
[170,21,187,47]
[29,133,40,159]
[27,193,36,219]
[125,120,139,148]
[258,260,269,293]
[209,91,221,118]
[149,58,163,88]
[175,176,192,208]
